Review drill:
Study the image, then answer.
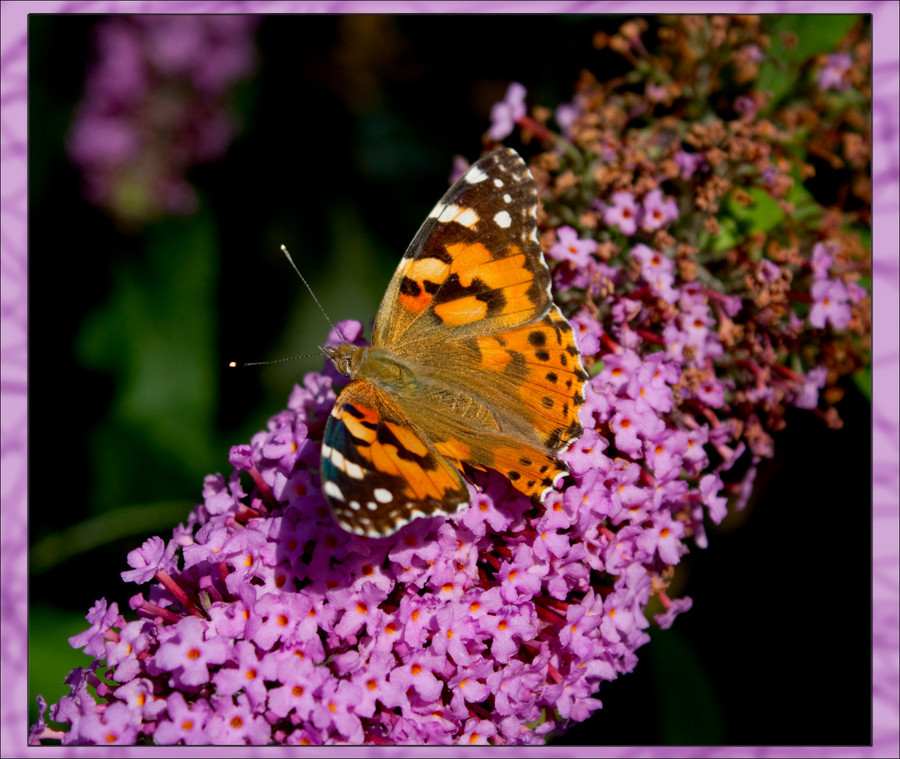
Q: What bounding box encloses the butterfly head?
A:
[321,343,364,379]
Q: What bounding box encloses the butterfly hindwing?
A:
[393,304,588,500]
[372,148,553,353]
[321,380,470,537]
[468,304,588,453]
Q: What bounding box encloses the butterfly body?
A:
[321,148,587,537]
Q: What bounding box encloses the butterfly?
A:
[320,147,587,537]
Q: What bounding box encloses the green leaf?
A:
[710,216,741,253]
[30,500,195,574]
[725,187,785,235]
[75,208,222,513]
[782,166,822,225]
[649,628,725,743]
[854,365,872,402]
[768,15,861,63]
[758,15,862,108]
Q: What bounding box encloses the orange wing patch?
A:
[475,305,587,452]
[489,444,568,500]
[433,241,542,326]
[434,295,488,326]
[447,241,492,275]
[434,438,472,468]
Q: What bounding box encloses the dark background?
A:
[28,13,871,745]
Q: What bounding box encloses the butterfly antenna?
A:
[229,353,320,369]
[280,244,347,343]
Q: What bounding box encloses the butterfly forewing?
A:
[372,149,553,353]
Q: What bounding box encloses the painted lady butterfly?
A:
[321,148,587,537]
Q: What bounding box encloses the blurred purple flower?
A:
[674,150,703,178]
[549,226,597,267]
[641,189,679,231]
[602,191,640,236]
[809,278,852,329]
[67,15,258,227]
[488,82,527,141]
[818,52,852,91]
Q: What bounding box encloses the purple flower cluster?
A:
[67,15,258,226]
[600,189,679,236]
[32,307,721,745]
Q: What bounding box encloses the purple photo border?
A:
[1,1,896,756]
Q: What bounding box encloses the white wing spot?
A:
[438,204,480,229]
[374,488,393,503]
[457,208,480,228]
[437,204,461,222]
[494,210,512,229]
[428,202,445,219]
[366,501,378,511]
[464,165,488,184]
[349,500,361,511]
[323,481,345,501]
[329,447,365,480]
[493,178,504,188]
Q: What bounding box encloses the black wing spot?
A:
[546,372,558,384]
[429,249,453,264]
[528,330,547,347]
[559,353,568,367]
[507,471,521,481]
[399,277,421,297]
[536,350,550,362]
[345,405,376,430]
[519,457,532,467]
[541,396,553,409]
[434,273,508,316]
[546,427,565,450]
[377,425,433,465]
